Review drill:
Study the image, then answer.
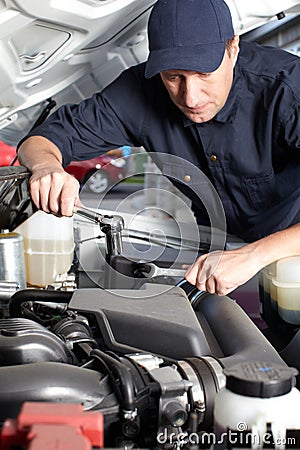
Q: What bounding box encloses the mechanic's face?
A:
[160,36,239,123]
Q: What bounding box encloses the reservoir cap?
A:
[224,361,298,398]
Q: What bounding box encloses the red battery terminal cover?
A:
[1,402,104,450]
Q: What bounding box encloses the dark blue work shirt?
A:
[24,41,300,242]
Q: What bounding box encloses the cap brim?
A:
[145,41,226,78]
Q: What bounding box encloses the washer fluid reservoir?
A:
[14,210,74,287]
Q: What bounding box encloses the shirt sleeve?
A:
[280,103,300,151]
[276,59,300,152]
[18,67,144,167]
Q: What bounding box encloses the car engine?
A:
[0,166,299,449]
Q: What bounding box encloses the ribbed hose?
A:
[9,289,73,318]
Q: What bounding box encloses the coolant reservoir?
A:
[213,362,300,449]
[259,263,278,315]
[272,256,300,325]
[14,210,74,287]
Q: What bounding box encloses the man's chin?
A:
[181,108,215,123]
[184,112,212,123]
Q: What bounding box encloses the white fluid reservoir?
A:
[14,210,74,287]
[272,256,300,325]
[213,361,300,450]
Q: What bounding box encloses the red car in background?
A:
[0,141,127,194]
[65,153,127,194]
[65,153,126,194]
[0,141,19,166]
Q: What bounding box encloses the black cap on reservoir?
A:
[223,361,299,398]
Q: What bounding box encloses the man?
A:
[18,0,300,297]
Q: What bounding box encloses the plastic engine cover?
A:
[69,284,211,359]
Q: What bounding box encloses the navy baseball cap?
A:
[145,0,235,78]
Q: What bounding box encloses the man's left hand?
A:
[184,247,261,296]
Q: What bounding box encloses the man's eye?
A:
[199,72,210,78]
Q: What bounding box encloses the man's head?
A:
[145,0,239,123]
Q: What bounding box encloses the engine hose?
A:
[9,289,73,318]
[91,348,136,413]
[0,361,118,422]
[177,281,286,368]
[198,293,286,367]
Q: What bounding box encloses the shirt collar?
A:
[182,64,242,127]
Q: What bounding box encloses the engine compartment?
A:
[0,283,299,449]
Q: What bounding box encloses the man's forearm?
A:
[18,135,63,172]
[248,222,300,267]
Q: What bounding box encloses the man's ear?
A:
[231,35,240,63]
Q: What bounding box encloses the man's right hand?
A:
[29,166,79,216]
[18,136,79,217]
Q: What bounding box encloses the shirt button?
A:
[184,175,191,182]
[210,154,217,162]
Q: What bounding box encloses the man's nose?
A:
[183,78,202,107]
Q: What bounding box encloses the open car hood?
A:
[0,0,299,146]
